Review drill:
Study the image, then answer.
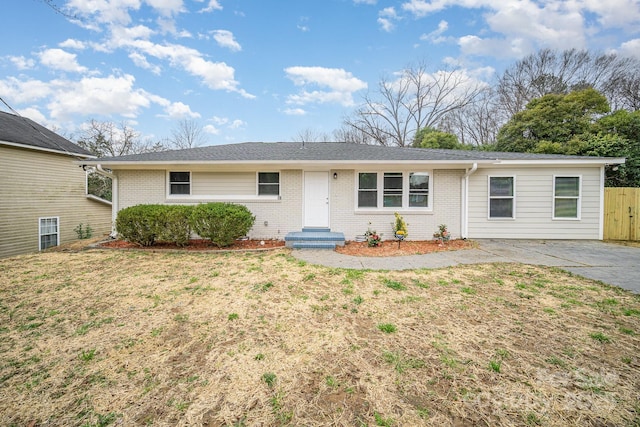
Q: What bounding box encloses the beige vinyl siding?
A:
[0,145,112,258]
[467,167,602,239]
[192,172,255,196]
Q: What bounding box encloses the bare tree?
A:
[291,128,332,143]
[344,62,484,147]
[332,124,376,144]
[496,49,640,116]
[170,119,208,149]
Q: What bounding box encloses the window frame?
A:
[257,172,280,196]
[168,171,191,196]
[488,175,516,220]
[356,171,432,211]
[553,175,581,220]
[39,216,60,251]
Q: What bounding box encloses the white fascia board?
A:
[494,158,626,166]
[1,140,95,158]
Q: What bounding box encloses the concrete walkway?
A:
[292,239,640,294]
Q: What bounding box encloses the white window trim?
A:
[355,171,433,211]
[39,216,60,251]
[488,175,516,220]
[167,171,192,198]
[257,171,281,196]
[553,175,582,220]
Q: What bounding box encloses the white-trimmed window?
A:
[357,171,431,209]
[169,171,191,195]
[39,217,59,251]
[553,176,581,219]
[258,172,280,196]
[489,176,515,219]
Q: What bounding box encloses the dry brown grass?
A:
[0,248,639,427]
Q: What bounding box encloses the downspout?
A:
[461,163,478,239]
[95,165,118,237]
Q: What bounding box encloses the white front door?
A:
[304,171,330,228]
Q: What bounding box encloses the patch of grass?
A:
[622,308,640,317]
[81,412,119,427]
[228,313,239,321]
[262,372,277,388]
[377,323,397,333]
[303,273,316,282]
[461,287,476,295]
[254,282,274,292]
[488,359,502,373]
[382,350,425,373]
[590,332,611,343]
[382,278,406,291]
[545,356,567,368]
[254,353,265,361]
[173,314,189,323]
[325,375,339,388]
[80,348,96,362]
[374,412,394,427]
[76,317,114,336]
[619,327,635,335]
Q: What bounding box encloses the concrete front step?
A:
[285,229,345,249]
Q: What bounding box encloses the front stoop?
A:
[285,228,345,249]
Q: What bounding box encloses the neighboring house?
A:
[81,142,625,244]
[0,111,112,258]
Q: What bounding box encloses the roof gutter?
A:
[461,163,478,239]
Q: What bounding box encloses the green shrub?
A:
[115,204,166,246]
[158,205,193,246]
[190,203,255,247]
[116,204,194,247]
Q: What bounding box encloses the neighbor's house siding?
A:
[0,145,112,258]
[115,169,303,240]
[467,166,602,239]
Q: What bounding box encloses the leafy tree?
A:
[494,88,610,153]
[412,126,469,150]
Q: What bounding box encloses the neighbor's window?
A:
[383,172,403,207]
[358,172,431,209]
[39,217,59,251]
[358,173,378,208]
[169,171,191,195]
[258,172,280,195]
[409,172,429,207]
[554,176,581,219]
[489,176,515,218]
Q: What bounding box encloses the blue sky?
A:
[1,0,639,145]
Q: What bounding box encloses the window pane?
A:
[358,191,377,208]
[170,172,190,183]
[490,199,513,218]
[409,173,429,190]
[409,194,428,207]
[555,177,579,197]
[40,218,58,250]
[259,172,279,184]
[170,183,190,195]
[490,177,513,197]
[383,195,402,207]
[555,199,578,218]
[259,184,280,195]
[359,173,377,190]
[384,172,402,189]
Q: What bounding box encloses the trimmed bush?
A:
[190,203,255,247]
[116,204,194,247]
[158,205,193,247]
[115,204,165,246]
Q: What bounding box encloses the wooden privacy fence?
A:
[603,187,640,241]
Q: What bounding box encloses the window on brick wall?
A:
[357,171,431,209]
[258,172,280,195]
[169,171,191,195]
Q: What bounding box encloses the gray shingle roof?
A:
[88,141,622,164]
[0,111,93,157]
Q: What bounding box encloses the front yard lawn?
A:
[0,249,639,426]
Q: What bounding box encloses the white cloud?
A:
[285,66,367,107]
[66,0,142,26]
[165,101,200,119]
[378,7,399,32]
[17,107,48,125]
[619,39,640,59]
[198,0,223,13]
[39,49,88,73]
[46,74,158,120]
[354,0,376,4]
[129,52,162,74]
[0,77,53,104]
[59,39,87,50]
[8,56,35,70]
[283,108,306,116]
[203,124,220,134]
[420,20,449,44]
[212,30,242,52]
[229,119,245,129]
[145,0,184,16]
